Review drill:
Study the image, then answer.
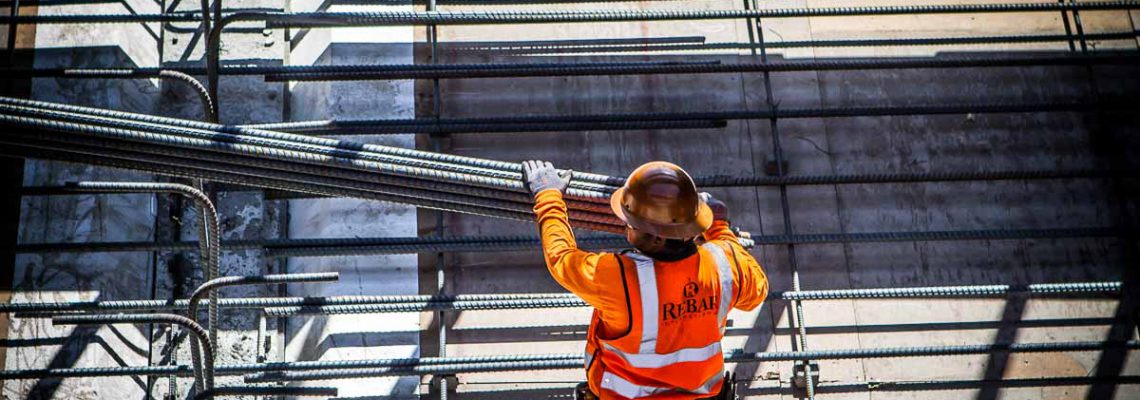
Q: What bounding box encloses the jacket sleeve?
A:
[704,220,769,311]
[533,189,625,314]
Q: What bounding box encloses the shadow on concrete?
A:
[26,325,149,398]
[314,330,420,361]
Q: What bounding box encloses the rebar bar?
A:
[780,282,1123,300]
[241,359,584,382]
[0,122,627,232]
[0,95,623,191]
[263,297,591,316]
[12,225,1116,253]
[185,272,337,395]
[193,386,338,399]
[220,3,1140,29]
[52,313,214,389]
[204,1,1140,111]
[53,181,220,392]
[692,169,1125,187]
[258,54,1140,81]
[238,101,1118,135]
[2,339,1134,380]
[730,340,1140,362]
[462,32,1140,55]
[1,281,1117,315]
[10,226,1113,257]
[0,100,616,206]
[0,69,216,121]
[2,141,630,234]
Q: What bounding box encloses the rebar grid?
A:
[14,227,1121,256]
[5,339,1134,380]
[0,281,1120,315]
[2,0,1137,396]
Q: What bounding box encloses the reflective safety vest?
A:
[585,242,737,399]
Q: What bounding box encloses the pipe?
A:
[52,313,214,389]
[258,54,1140,81]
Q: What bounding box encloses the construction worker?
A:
[522,160,769,400]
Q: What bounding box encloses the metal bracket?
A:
[793,362,820,389]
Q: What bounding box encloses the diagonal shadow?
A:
[975,294,1027,400]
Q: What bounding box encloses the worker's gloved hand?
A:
[700,192,729,222]
[522,160,573,197]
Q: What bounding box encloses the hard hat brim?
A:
[610,187,714,240]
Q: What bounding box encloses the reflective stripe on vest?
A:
[600,368,725,399]
[625,251,659,354]
[701,242,735,330]
[602,341,722,369]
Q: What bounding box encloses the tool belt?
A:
[575,373,736,400]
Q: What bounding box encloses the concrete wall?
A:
[3,0,1139,399]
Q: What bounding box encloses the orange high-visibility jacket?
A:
[534,190,769,400]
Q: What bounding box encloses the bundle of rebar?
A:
[0,96,632,233]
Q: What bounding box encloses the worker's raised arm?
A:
[524,161,616,310]
[699,192,769,311]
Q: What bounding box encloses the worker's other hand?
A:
[700,192,729,222]
[522,160,573,197]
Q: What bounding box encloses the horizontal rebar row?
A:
[239,101,1125,135]
[14,53,1139,82]
[455,32,1140,54]
[0,96,630,233]
[0,281,1118,314]
[2,340,1133,380]
[255,54,1140,81]
[8,2,1140,26]
[13,226,1122,256]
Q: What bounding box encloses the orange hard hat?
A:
[609,161,713,240]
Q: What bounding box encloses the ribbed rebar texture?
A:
[0,281,1120,314]
[13,233,761,256]
[215,2,1140,29]
[58,181,220,393]
[730,340,1140,362]
[184,272,337,392]
[263,297,591,316]
[780,282,1123,300]
[3,340,1133,380]
[260,54,1140,81]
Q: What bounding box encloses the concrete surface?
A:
[3,0,1139,399]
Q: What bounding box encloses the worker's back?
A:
[521,160,768,400]
[585,241,741,399]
